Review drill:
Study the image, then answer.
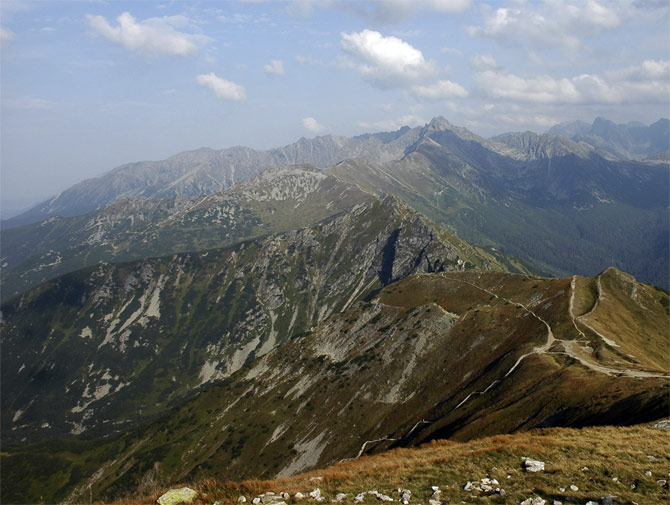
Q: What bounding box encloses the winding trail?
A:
[442,273,669,383]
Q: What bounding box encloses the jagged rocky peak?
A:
[492,131,594,159]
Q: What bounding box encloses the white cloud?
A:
[341,0,470,23]
[473,59,670,104]
[441,46,464,56]
[358,114,426,131]
[470,53,497,70]
[340,29,438,88]
[86,12,208,56]
[411,80,468,99]
[2,96,57,109]
[264,59,285,76]
[296,55,323,65]
[196,73,246,101]
[302,117,326,132]
[0,27,15,42]
[468,0,622,52]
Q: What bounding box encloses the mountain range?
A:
[1,116,668,504]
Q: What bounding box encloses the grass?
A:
[104,423,670,505]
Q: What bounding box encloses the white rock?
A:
[585,501,598,505]
[519,498,546,505]
[295,493,305,501]
[354,493,365,503]
[645,470,653,477]
[558,488,566,492]
[569,485,578,491]
[253,498,261,505]
[581,466,589,471]
[464,481,473,491]
[281,493,290,500]
[524,459,545,472]
[431,486,439,492]
[552,501,562,505]
[428,500,441,505]
[238,497,247,503]
[157,487,198,505]
[335,494,348,502]
[309,489,322,501]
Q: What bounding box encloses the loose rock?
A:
[157,487,198,505]
[519,498,546,505]
[523,459,545,472]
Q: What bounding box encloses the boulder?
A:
[157,487,198,505]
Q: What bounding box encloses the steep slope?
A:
[328,119,669,287]
[3,269,667,504]
[0,166,373,300]
[1,196,507,444]
[2,127,420,228]
[550,117,670,160]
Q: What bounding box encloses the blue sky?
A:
[1,0,669,216]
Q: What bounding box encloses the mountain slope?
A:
[550,117,670,160]
[0,166,374,300]
[1,195,508,445]
[328,119,669,287]
[2,127,421,228]
[3,268,667,504]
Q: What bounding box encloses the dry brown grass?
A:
[104,423,670,505]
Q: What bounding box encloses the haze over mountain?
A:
[2,128,419,229]
[2,117,668,294]
[549,117,670,161]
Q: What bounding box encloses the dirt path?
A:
[442,273,669,380]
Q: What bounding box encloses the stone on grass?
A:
[519,498,546,505]
[652,420,670,430]
[238,497,247,503]
[157,487,198,505]
[523,459,545,472]
[295,493,305,501]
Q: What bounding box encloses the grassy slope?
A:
[109,423,670,505]
[2,271,667,504]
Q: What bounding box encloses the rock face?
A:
[328,118,670,288]
[0,166,373,301]
[1,195,502,443]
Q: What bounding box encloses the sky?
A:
[1,0,669,216]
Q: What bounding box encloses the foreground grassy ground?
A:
[108,423,669,505]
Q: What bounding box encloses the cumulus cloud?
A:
[196,73,246,101]
[264,59,284,76]
[468,0,622,51]
[302,117,326,132]
[340,29,438,87]
[86,12,208,55]
[473,59,670,104]
[411,80,468,99]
